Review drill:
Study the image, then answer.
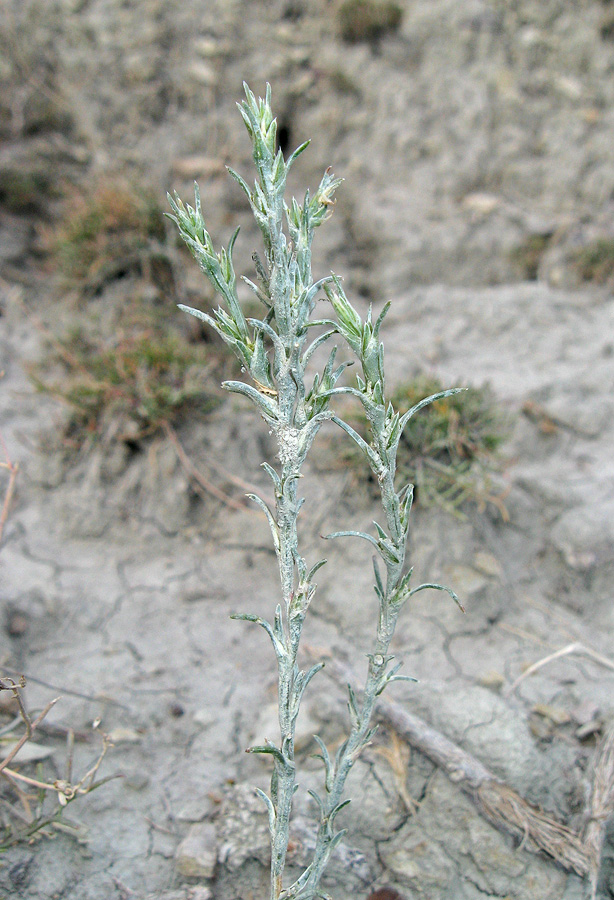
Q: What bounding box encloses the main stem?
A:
[271,460,299,900]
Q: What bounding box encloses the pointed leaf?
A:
[399,388,465,432]
[408,582,465,612]
[327,829,347,855]
[329,799,351,828]
[255,787,276,836]
[286,140,311,171]
[372,557,385,601]
[230,613,286,659]
[261,461,282,494]
[373,300,392,339]
[246,493,280,553]
[306,558,327,581]
[347,684,360,731]
[307,788,325,817]
[312,734,334,793]
[222,381,279,420]
[242,275,272,309]
[178,303,216,328]
[322,530,379,551]
[302,329,336,368]
[246,742,285,764]
[227,166,252,200]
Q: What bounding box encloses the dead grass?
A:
[50,182,166,288]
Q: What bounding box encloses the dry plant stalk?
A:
[168,83,463,900]
[374,676,613,889]
[0,425,18,547]
[0,677,114,847]
[584,720,614,898]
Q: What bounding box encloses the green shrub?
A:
[510,233,552,281]
[337,0,403,43]
[30,302,222,448]
[573,238,614,285]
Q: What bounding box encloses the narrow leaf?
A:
[222,381,279,420]
[399,388,465,431]
[312,735,334,793]
[230,613,286,659]
[372,557,385,600]
[286,139,311,170]
[306,558,327,581]
[329,799,351,828]
[255,787,276,836]
[246,742,285,764]
[246,493,280,554]
[261,461,282,494]
[408,582,465,612]
[227,166,252,199]
[322,530,379,550]
[347,684,360,730]
[307,788,325,817]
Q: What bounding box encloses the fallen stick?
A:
[319,656,593,878]
[376,694,591,877]
[583,719,614,899]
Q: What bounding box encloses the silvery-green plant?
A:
[168,83,462,900]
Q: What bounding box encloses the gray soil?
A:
[1,1,614,898]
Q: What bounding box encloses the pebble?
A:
[174,822,217,879]
[188,62,217,87]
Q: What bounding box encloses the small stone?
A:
[570,700,600,726]
[193,709,218,729]
[529,712,554,741]
[194,37,225,58]
[478,671,505,691]
[554,75,582,100]
[188,62,217,86]
[176,795,215,823]
[473,552,503,578]
[175,822,217,879]
[576,719,603,741]
[187,888,213,900]
[124,773,149,791]
[251,701,319,753]
[532,703,571,726]
[441,564,486,598]
[462,192,500,216]
[0,741,55,763]
[107,727,141,744]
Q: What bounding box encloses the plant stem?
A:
[169,83,461,900]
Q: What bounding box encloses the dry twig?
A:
[0,427,19,547]
[506,642,614,696]
[320,656,596,878]
[163,420,255,512]
[584,720,614,899]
